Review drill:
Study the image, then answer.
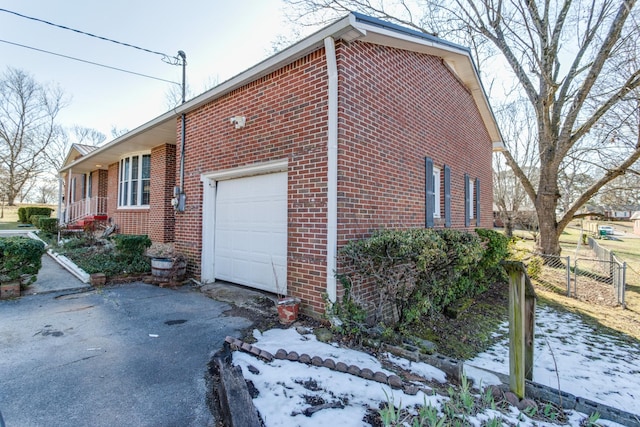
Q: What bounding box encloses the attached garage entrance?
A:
[201,165,287,294]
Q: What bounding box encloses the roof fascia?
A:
[349,13,503,145]
[175,15,364,115]
[60,11,503,175]
[59,110,177,174]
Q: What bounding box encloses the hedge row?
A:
[17,207,53,224]
[338,228,510,326]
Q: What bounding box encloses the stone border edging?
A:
[225,336,640,427]
[225,336,421,395]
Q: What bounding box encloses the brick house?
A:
[59,13,503,315]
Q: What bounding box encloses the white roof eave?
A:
[60,12,502,175]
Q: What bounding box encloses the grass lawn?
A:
[0,204,57,231]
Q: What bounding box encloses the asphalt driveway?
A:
[0,283,252,426]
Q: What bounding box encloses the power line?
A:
[0,7,179,63]
[0,38,180,85]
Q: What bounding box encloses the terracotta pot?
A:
[0,281,21,299]
[277,297,301,324]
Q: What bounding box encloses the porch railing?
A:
[66,197,108,224]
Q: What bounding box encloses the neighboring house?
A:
[631,212,640,235]
[59,13,503,315]
[603,206,638,220]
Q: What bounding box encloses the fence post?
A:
[502,261,536,398]
[524,273,536,381]
[621,262,627,307]
[573,257,578,297]
[565,256,571,296]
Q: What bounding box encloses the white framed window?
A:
[118,153,151,207]
[433,166,441,218]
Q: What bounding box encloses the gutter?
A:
[324,37,338,304]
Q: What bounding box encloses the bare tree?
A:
[285,0,640,255]
[110,126,129,139]
[164,76,219,110]
[43,125,106,173]
[493,98,539,237]
[0,67,67,205]
[596,170,640,207]
[35,181,57,204]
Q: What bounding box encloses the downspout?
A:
[177,112,186,211]
[324,37,338,304]
[176,51,187,211]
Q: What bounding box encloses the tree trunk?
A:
[504,215,514,237]
[536,193,561,255]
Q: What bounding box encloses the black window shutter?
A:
[475,178,481,227]
[444,165,451,227]
[425,157,434,228]
[464,173,470,227]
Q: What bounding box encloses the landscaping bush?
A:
[18,207,53,223]
[55,234,151,277]
[111,234,151,257]
[0,237,46,287]
[338,228,505,328]
[473,228,511,288]
[30,215,48,227]
[39,218,59,234]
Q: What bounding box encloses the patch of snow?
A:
[233,304,638,426]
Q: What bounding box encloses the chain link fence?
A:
[517,237,626,308]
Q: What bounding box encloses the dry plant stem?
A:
[544,336,563,408]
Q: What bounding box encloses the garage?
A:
[213,172,288,294]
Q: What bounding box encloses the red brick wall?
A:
[97,170,108,198]
[149,144,176,243]
[174,49,330,313]
[336,41,493,244]
[106,144,176,240]
[107,162,149,236]
[333,41,494,314]
[174,41,494,316]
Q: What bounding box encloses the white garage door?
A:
[214,172,287,294]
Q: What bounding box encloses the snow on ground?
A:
[468,305,640,415]
[232,305,639,426]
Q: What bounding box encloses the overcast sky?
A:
[0,0,298,139]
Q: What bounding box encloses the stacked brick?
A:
[225,336,418,395]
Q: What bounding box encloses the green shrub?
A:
[17,207,27,223]
[0,237,46,287]
[30,215,47,227]
[55,236,150,277]
[474,228,510,286]
[18,207,53,223]
[39,218,59,234]
[338,228,503,327]
[111,234,151,257]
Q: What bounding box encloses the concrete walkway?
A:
[0,230,90,295]
[24,251,91,295]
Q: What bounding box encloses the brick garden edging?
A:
[223,335,640,427]
[225,336,422,395]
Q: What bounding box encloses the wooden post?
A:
[502,261,531,399]
[524,274,536,381]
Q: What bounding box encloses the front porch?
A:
[62,196,108,229]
